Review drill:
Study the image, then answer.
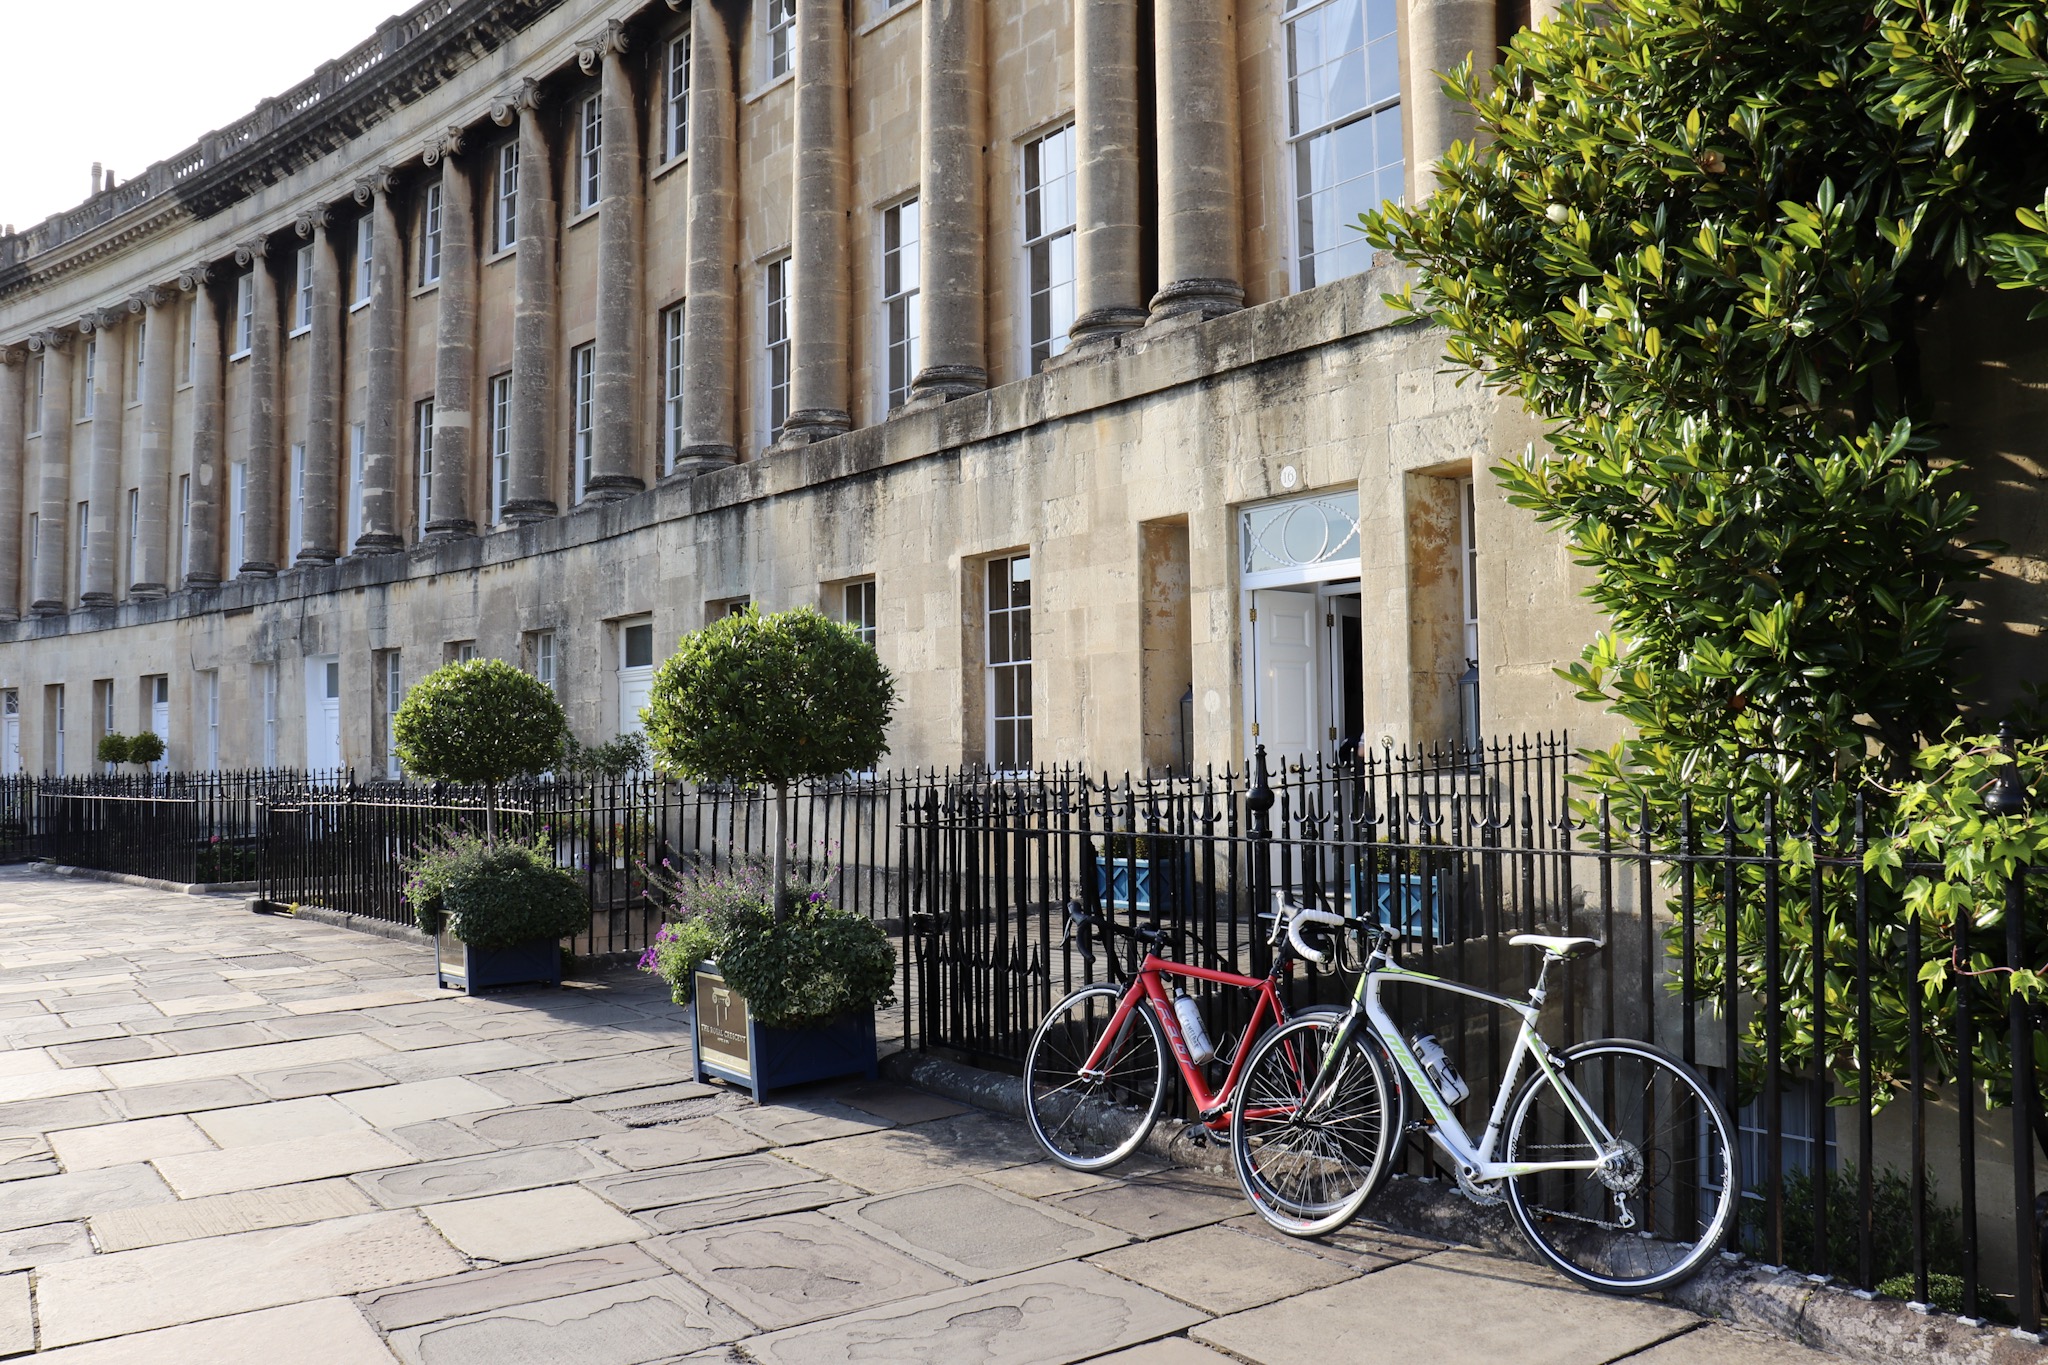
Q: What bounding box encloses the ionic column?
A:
[295,209,341,564]
[426,129,477,538]
[1406,0,1498,200]
[1150,0,1244,321]
[0,347,23,620]
[910,0,989,401]
[130,287,176,596]
[179,263,223,587]
[675,0,738,472]
[235,235,280,575]
[492,81,558,521]
[28,328,74,613]
[353,169,404,552]
[1069,0,1145,346]
[784,0,852,441]
[582,21,645,499]
[79,308,124,604]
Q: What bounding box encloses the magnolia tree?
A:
[643,606,896,918]
[393,659,568,839]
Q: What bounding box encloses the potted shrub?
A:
[126,731,165,772]
[95,732,131,773]
[641,606,898,1099]
[394,658,579,991]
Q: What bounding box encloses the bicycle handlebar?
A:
[1284,904,1350,965]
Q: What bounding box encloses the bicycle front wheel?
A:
[1024,984,1168,1170]
[1230,1014,1396,1236]
[1504,1039,1738,1294]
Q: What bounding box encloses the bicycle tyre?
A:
[1024,984,1168,1170]
[1503,1039,1739,1295]
[1229,1013,1397,1236]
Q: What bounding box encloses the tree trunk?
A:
[771,780,790,922]
[485,779,498,845]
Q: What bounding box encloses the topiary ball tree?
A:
[393,658,568,840]
[644,606,896,919]
[126,732,165,769]
[95,733,132,767]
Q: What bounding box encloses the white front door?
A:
[305,656,342,773]
[0,692,17,777]
[618,622,654,739]
[149,677,170,774]
[1248,588,1320,772]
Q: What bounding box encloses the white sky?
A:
[0,1,408,232]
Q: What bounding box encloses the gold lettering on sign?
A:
[695,969,752,1080]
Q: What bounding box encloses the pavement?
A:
[0,866,1856,1364]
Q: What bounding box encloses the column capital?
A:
[352,166,400,204]
[0,346,25,366]
[128,285,175,313]
[78,307,125,334]
[294,205,332,238]
[421,127,466,167]
[233,233,272,267]
[576,19,628,73]
[177,262,212,292]
[490,78,541,126]
[27,327,74,353]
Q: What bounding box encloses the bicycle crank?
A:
[1455,1165,1505,1206]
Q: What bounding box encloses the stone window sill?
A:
[746,71,795,105]
[857,0,919,40]
[485,246,517,265]
[289,325,312,340]
[228,350,251,363]
[653,154,688,185]
[567,206,599,229]
[412,282,440,300]
[349,298,370,314]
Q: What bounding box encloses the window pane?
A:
[624,623,654,668]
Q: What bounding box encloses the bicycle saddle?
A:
[1509,933,1602,959]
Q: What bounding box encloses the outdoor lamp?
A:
[1985,721,2029,818]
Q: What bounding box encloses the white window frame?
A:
[232,274,254,359]
[293,243,314,334]
[764,0,795,83]
[420,183,443,286]
[27,356,40,434]
[76,501,89,592]
[764,255,791,445]
[533,630,557,694]
[27,513,38,595]
[228,464,246,573]
[126,487,138,588]
[353,215,374,308]
[348,423,366,548]
[81,340,96,418]
[177,475,190,577]
[1023,125,1077,372]
[1285,0,1404,291]
[571,342,596,502]
[661,303,685,473]
[288,442,306,556]
[260,663,279,768]
[183,301,195,383]
[54,684,66,776]
[665,31,691,163]
[134,316,147,389]
[843,578,877,648]
[488,372,512,523]
[493,142,519,253]
[415,398,435,538]
[882,197,921,412]
[381,649,403,780]
[986,553,1034,772]
[578,94,603,214]
[204,671,220,771]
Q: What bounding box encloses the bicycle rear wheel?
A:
[1024,984,1168,1170]
[1504,1039,1738,1294]
[1230,1014,1396,1236]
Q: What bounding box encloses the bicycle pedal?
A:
[1177,1123,1216,1149]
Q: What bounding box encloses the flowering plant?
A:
[637,858,895,1028]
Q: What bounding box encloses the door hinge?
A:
[1251,721,1260,737]
[1248,607,1257,623]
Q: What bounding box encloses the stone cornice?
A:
[576,19,628,74]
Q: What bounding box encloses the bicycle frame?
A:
[1334,953,1616,1183]
[1081,955,1292,1128]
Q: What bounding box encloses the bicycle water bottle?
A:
[1173,994,1215,1064]
[1410,1031,1470,1106]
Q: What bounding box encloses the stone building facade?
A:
[0,0,1609,778]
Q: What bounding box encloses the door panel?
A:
[1250,589,1321,770]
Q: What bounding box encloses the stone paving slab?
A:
[0,1092,121,1135]
[1087,1224,1353,1314]
[585,1153,823,1214]
[587,1119,768,1170]
[154,1128,417,1198]
[830,1178,1130,1281]
[106,1076,267,1119]
[1190,1249,1699,1365]
[98,1035,391,1090]
[35,1209,467,1346]
[743,1260,1206,1365]
[0,1163,174,1233]
[47,1113,215,1170]
[0,1270,30,1356]
[355,1141,616,1207]
[648,1211,956,1330]
[1632,1327,1861,1363]
[457,1104,628,1150]
[384,1275,752,1365]
[30,1297,399,1364]
[191,1095,367,1148]
[385,1120,496,1160]
[1052,1172,1251,1240]
[1089,1341,1232,1363]
[356,1244,669,1332]
[422,1184,648,1263]
[777,1110,1044,1193]
[634,1180,866,1235]
[0,1219,94,1271]
[90,1177,376,1252]
[249,1059,396,1099]
[363,1040,550,1084]
[718,1098,896,1147]
[337,1077,506,1129]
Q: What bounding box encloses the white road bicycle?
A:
[1229,897,1740,1295]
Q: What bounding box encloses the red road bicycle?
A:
[1022,899,1338,1169]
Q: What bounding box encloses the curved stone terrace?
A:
[0,868,1851,1363]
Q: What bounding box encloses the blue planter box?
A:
[691,962,878,1103]
[1348,867,1449,942]
[1092,851,1195,912]
[436,934,561,993]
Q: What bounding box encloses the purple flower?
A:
[637,947,658,971]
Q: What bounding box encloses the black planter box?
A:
[690,961,878,1103]
[436,934,562,993]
